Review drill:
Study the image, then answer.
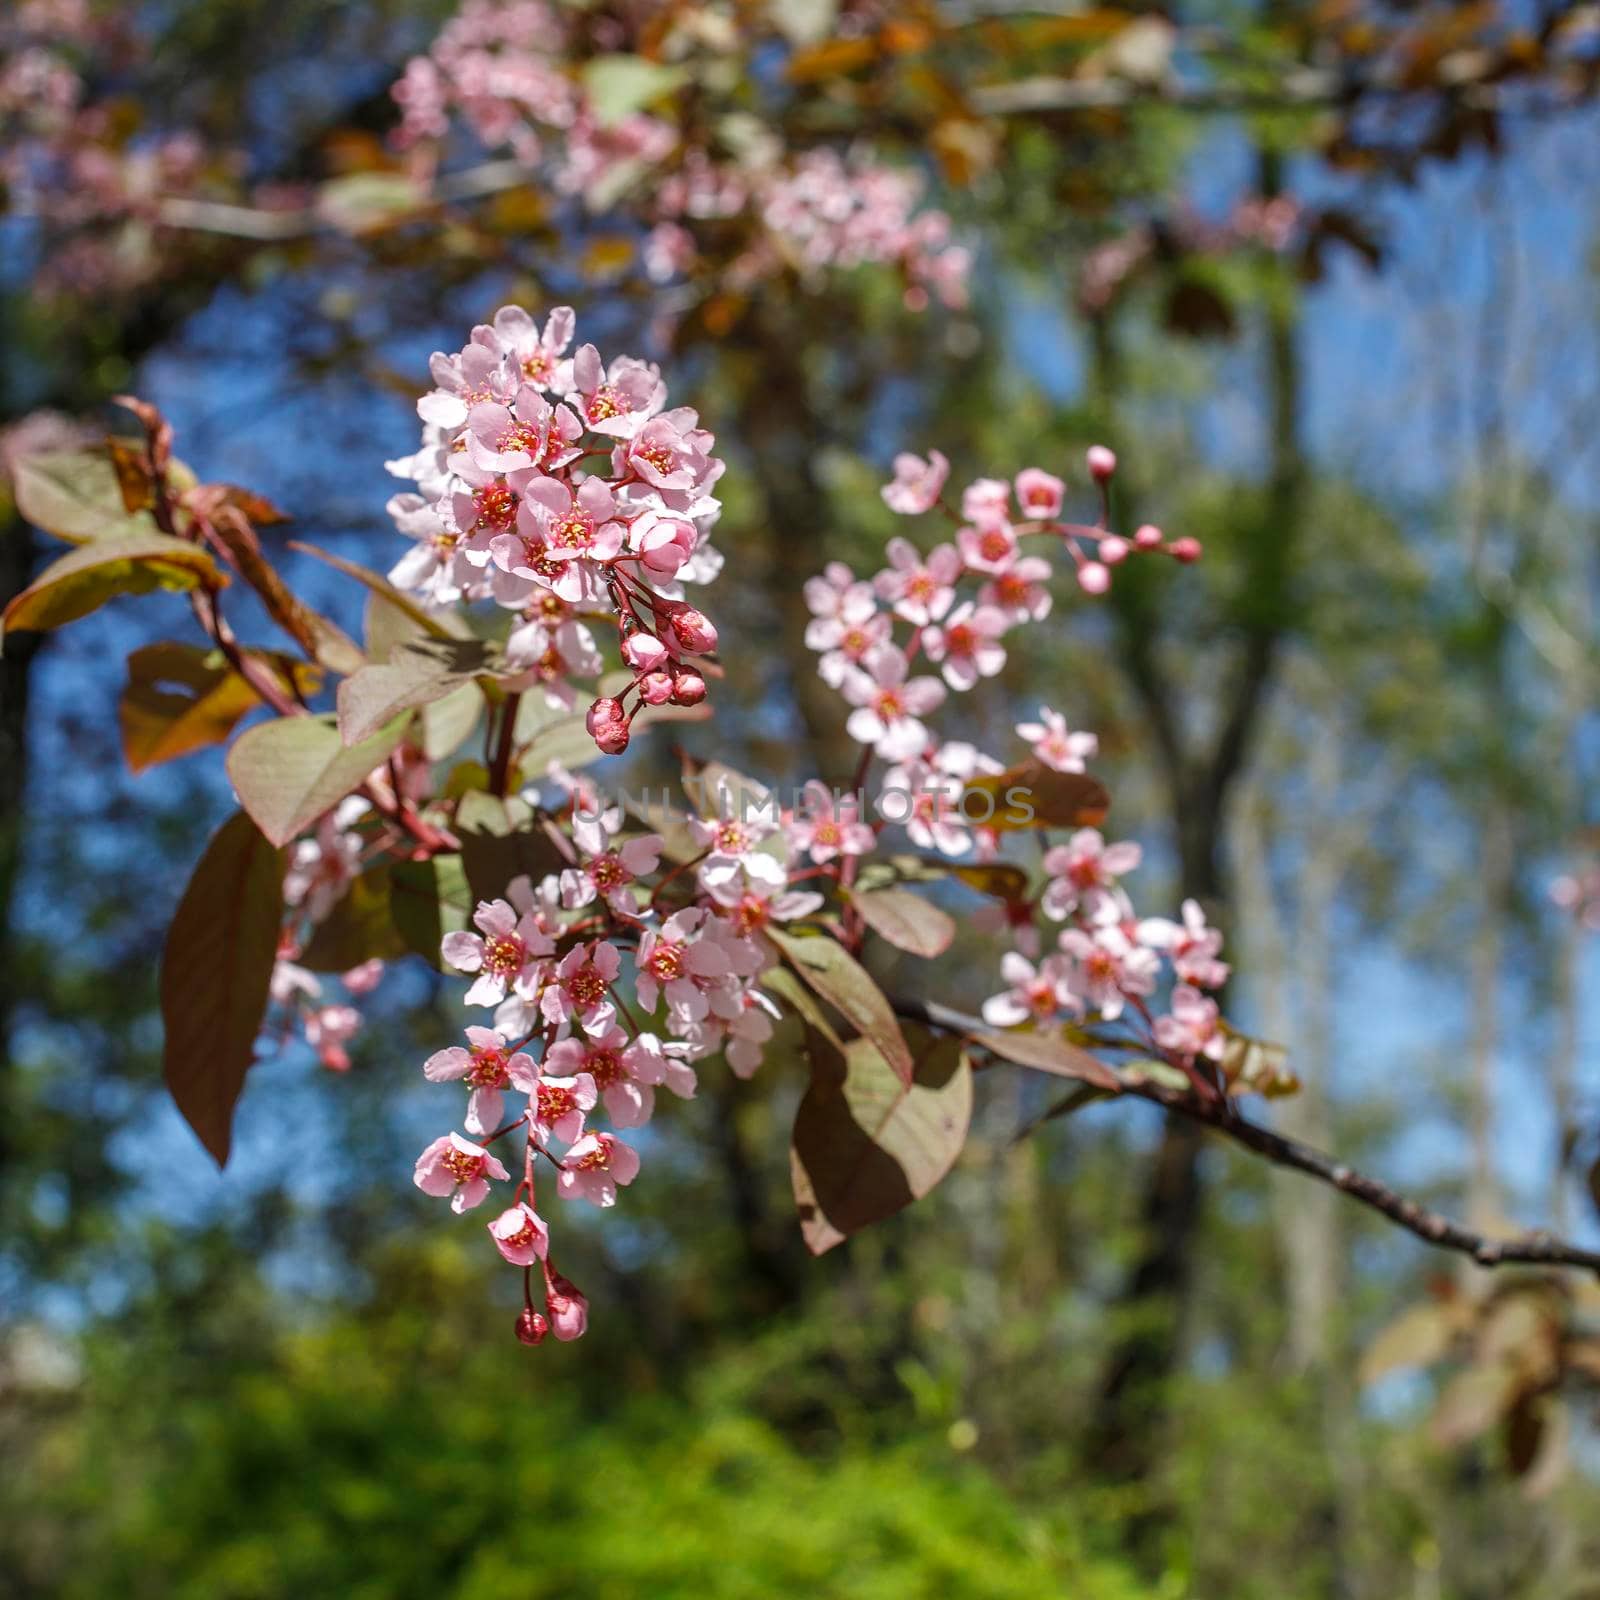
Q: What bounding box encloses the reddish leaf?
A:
[851,887,955,958]
[975,1027,1121,1090]
[962,759,1110,831]
[791,1021,972,1255]
[766,926,914,1083]
[159,811,284,1165]
[298,864,408,972]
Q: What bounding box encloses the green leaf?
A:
[420,682,484,761]
[1220,1025,1298,1097]
[390,855,473,967]
[582,55,689,128]
[226,712,411,848]
[791,1021,972,1255]
[337,636,496,746]
[974,1027,1121,1090]
[850,887,955,959]
[298,863,408,972]
[11,449,160,545]
[2,533,225,635]
[766,926,914,1084]
[159,811,284,1166]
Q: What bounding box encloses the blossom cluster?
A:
[390,0,968,312]
[387,304,726,752]
[0,0,214,294]
[259,313,1275,1346]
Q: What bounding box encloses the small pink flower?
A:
[488,1201,550,1265]
[1136,899,1230,990]
[979,556,1053,623]
[441,897,555,1008]
[414,1132,510,1213]
[957,520,1020,575]
[1040,829,1142,920]
[528,1071,598,1145]
[423,1024,538,1136]
[546,1026,672,1128]
[787,780,876,863]
[304,1004,360,1072]
[1014,468,1065,520]
[874,537,960,625]
[923,601,1008,691]
[1016,707,1098,774]
[492,303,575,391]
[840,646,946,762]
[982,951,1079,1027]
[1153,984,1225,1063]
[541,941,622,1036]
[881,449,949,514]
[556,1132,641,1207]
[636,908,733,1020]
[560,807,662,913]
[1056,924,1157,1020]
[568,344,665,438]
[544,1267,589,1340]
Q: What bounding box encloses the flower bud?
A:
[1169,537,1203,564]
[1086,445,1117,482]
[1077,561,1111,596]
[1133,523,1163,550]
[585,696,624,736]
[1098,535,1130,566]
[666,605,718,655]
[592,718,631,756]
[639,670,675,705]
[545,1273,589,1342]
[671,670,707,706]
[515,1307,549,1347]
[622,631,669,672]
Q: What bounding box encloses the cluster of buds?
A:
[386,304,726,753]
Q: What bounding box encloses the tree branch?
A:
[889,993,1600,1280]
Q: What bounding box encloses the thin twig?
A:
[888,994,1600,1280]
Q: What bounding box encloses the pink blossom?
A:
[804,561,876,631]
[567,344,664,438]
[414,1132,510,1213]
[441,897,554,1007]
[304,1004,361,1072]
[491,302,575,390]
[1014,468,1065,521]
[840,646,946,761]
[956,520,1020,575]
[636,908,733,1020]
[787,780,877,863]
[812,608,892,691]
[560,807,661,912]
[961,477,1011,527]
[547,1025,673,1128]
[556,1131,641,1207]
[541,941,622,1036]
[1056,924,1157,1020]
[1137,898,1231,990]
[874,537,960,625]
[881,449,949,514]
[544,1268,589,1341]
[528,1071,598,1145]
[982,951,1080,1027]
[978,555,1053,623]
[423,1024,538,1136]
[1153,985,1225,1063]
[1016,707,1098,774]
[923,601,1008,691]
[488,1201,550,1265]
[1040,829,1142,920]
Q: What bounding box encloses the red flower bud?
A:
[593,719,631,755]
[1133,523,1163,550]
[667,605,717,654]
[1098,535,1129,566]
[1077,561,1111,596]
[584,696,624,735]
[671,670,707,706]
[1169,537,1203,564]
[1086,445,1117,482]
[639,670,675,705]
[515,1308,549,1346]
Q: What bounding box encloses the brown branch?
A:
[888,993,1600,1280]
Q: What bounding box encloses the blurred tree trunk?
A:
[1087,147,1307,1498]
